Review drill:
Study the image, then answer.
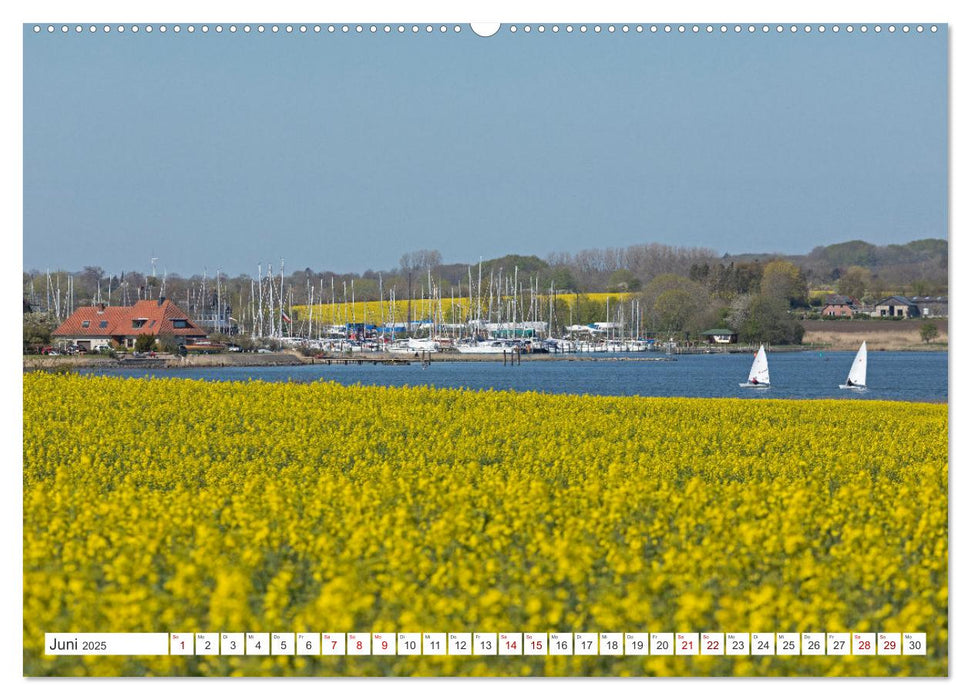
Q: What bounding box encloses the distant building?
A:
[910,296,948,318]
[53,297,207,351]
[871,296,919,319]
[701,328,738,344]
[821,294,861,318]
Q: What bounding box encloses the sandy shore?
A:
[23,352,307,370]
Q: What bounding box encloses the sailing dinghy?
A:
[839,341,867,390]
[740,344,770,387]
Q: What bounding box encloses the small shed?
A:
[701,328,738,344]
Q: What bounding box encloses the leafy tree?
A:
[708,261,763,299]
[134,334,156,352]
[910,279,931,297]
[571,294,606,326]
[688,262,711,283]
[607,269,642,292]
[641,274,710,333]
[23,314,55,353]
[653,289,696,331]
[479,254,548,275]
[731,296,805,345]
[809,240,878,268]
[546,265,578,293]
[232,335,257,352]
[156,333,181,354]
[761,260,808,307]
[920,322,940,344]
[837,265,871,301]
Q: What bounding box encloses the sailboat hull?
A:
[838,384,866,390]
[739,382,769,388]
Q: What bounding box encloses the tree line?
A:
[24,238,946,347]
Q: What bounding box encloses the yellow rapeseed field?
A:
[23,373,947,676]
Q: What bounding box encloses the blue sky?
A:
[23,24,947,275]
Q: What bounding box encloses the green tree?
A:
[156,333,181,353]
[811,240,878,268]
[23,314,54,354]
[640,274,711,333]
[546,266,578,293]
[920,322,940,344]
[837,266,871,301]
[134,334,156,352]
[653,289,697,332]
[761,260,808,307]
[607,269,642,293]
[732,296,805,345]
[572,294,607,326]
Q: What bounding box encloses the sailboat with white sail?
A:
[839,341,867,390]
[740,344,770,388]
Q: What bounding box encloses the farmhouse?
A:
[871,296,919,319]
[52,297,207,351]
[821,294,860,318]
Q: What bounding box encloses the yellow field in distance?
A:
[291,293,635,324]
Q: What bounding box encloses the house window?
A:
[99,320,108,329]
[173,319,189,329]
[81,320,90,328]
[132,319,146,329]
[150,320,156,328]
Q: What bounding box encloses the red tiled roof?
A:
[53,299,207,338]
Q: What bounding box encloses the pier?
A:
[313,358,412,366]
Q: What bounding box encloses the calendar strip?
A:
[44,632,927,657]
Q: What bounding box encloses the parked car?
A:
[256,348,273,354]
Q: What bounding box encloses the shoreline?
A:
[23,342,947,371]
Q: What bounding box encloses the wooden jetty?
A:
[313,357,411,366]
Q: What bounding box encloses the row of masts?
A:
[30,269,169,323]
[26,261,647,341]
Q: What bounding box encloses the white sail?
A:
[740,344,770,387]
[841,341,867,389]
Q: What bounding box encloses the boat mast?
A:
[476,257,483,331]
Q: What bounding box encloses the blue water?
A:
[76,351,948,402]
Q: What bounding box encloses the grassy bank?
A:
[801,318,947,351]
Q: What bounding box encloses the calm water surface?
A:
[78,351,948,402]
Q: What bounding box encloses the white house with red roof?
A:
[53,297,207,351]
